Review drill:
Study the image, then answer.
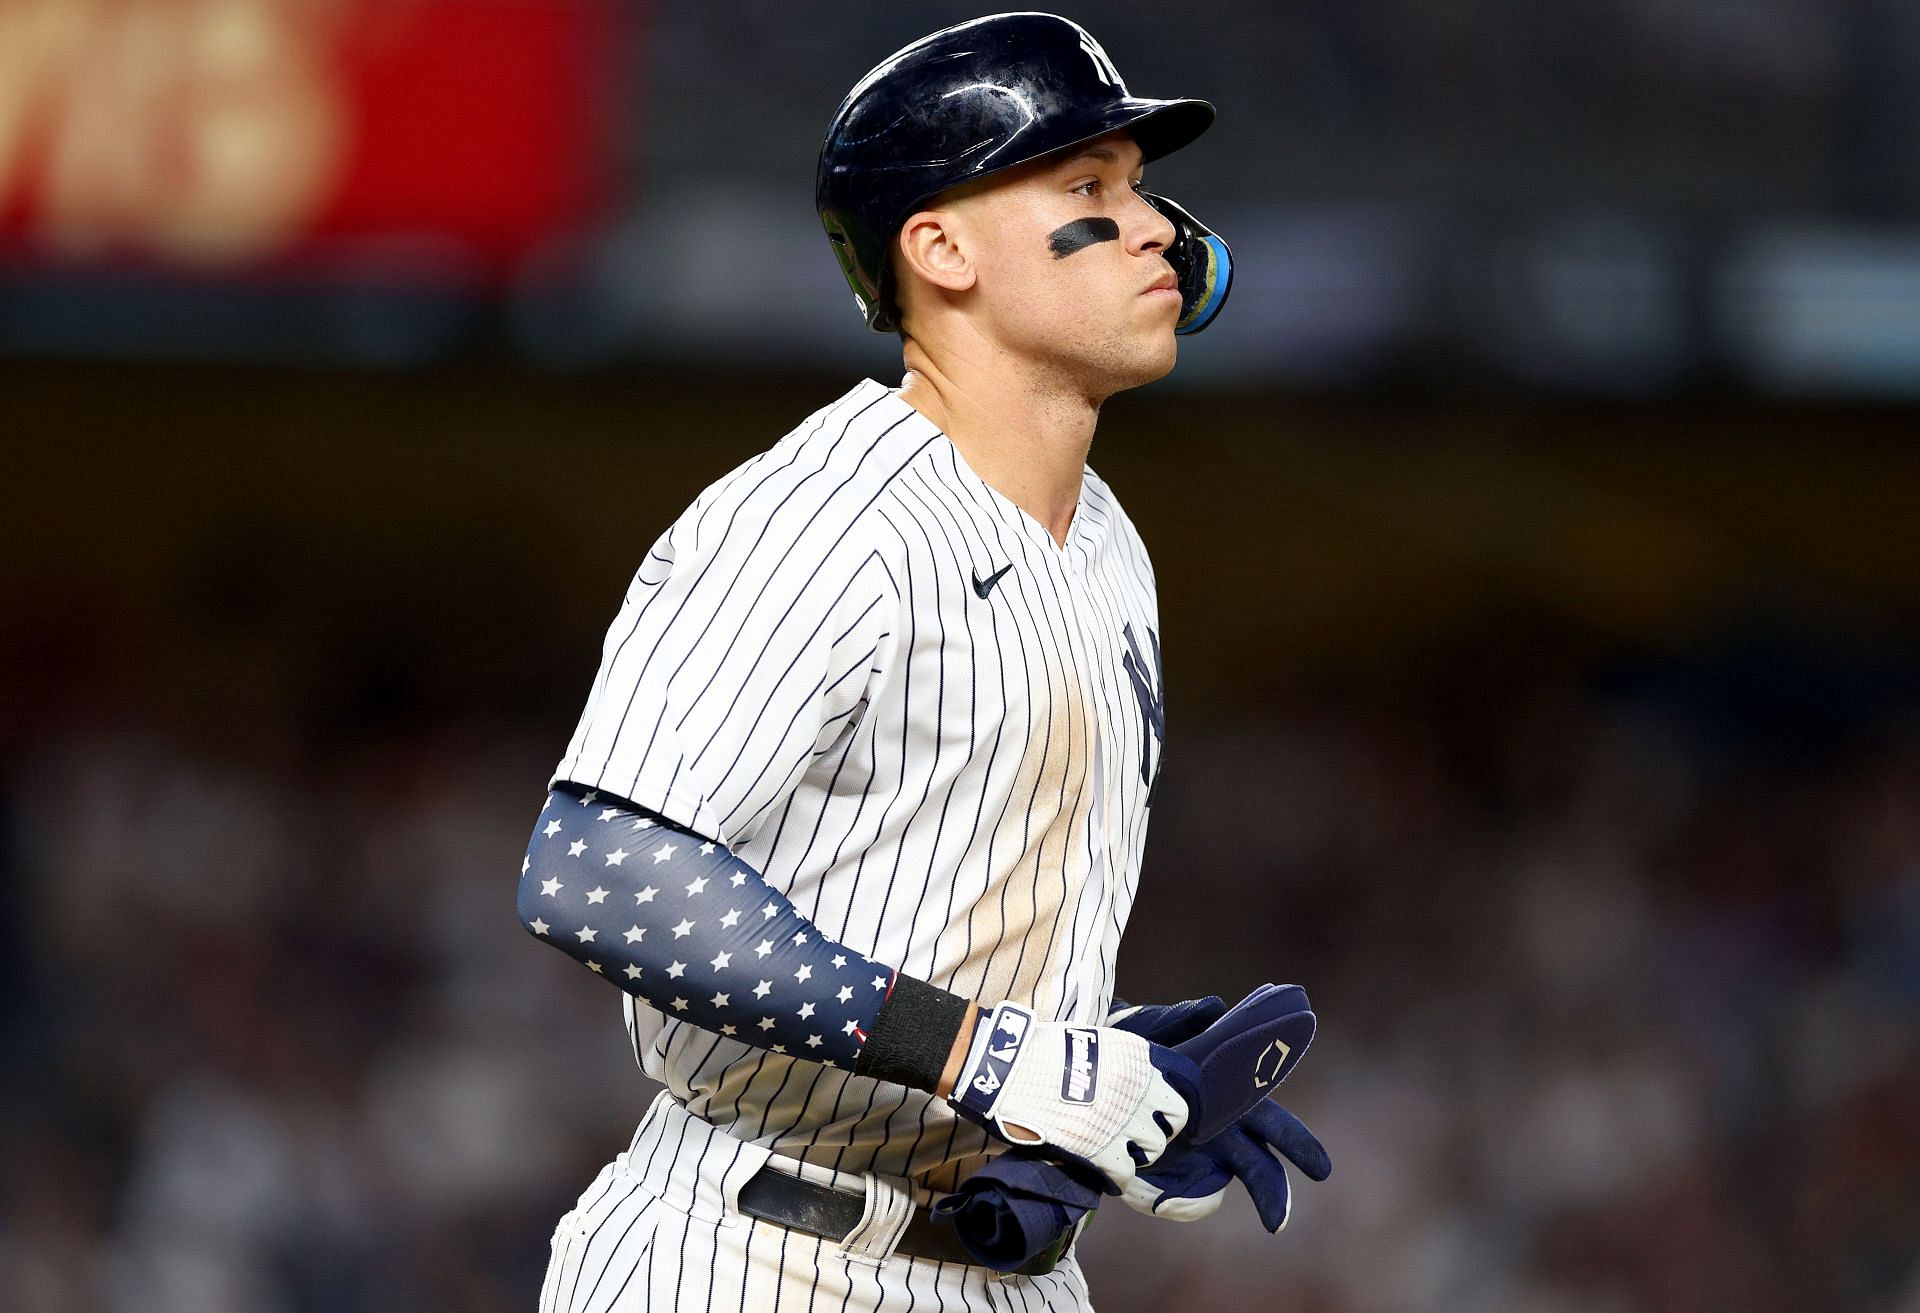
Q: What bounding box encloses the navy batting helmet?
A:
[816,13,1232,336]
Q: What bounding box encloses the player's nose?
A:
[1127,188,1178,255]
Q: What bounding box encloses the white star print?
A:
[634,886,658,905]
[700,842,716,856]
[755,940,773,958]
[575,925,597,943]
[761,904,777,920]
[757,1017,775,1031]
[797,1002,815,1019]
[831,954,847,969]
[671,919,695,938]
[543,819,562,837]
[710,992,730,1008]
[577,791,597,807]
[872,975,888,990]
[685,876,707,896]
[604,849,629,867]
[671,997,689,1012]
[721,1023,737,1036]
[521,854,529,874]
[597,808,619,822]
[842,1020,859,1036]
[805,1035,823,1048]
[729,872,746,887]
[587,961,603,974]
[633,817,655,829]
[753,980,772,999]
[791,931,808,946]
[539,877,563,897]
[666,961,687,978]
[652,844,677,864]
[836,986,853,1003]
[719,909,741,928]
[567,839,587,857]
[709,951,732,970]
[528,918,549,936]
[795,965,812,983]
[772,1045,786,1054]
[623,925,645,944]
[624,964,643,981]
[586,887,609,904]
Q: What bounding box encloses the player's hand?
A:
[1141,982,1318,1145]
[1120,1099,1331,1230]
[1105,984,1328,1229]
[1106,995,1228,1046]
[947,1002,1197,1190]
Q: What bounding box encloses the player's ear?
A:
[895,208,977,297]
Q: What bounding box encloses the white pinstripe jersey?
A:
[554,379,1167,1190]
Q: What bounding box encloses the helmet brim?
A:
[1109,97,1216,164]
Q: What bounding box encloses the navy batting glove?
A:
[929,1152,1103,1272]
[1160,983,1318,1144]
[1125,1099,1330,1231]
[1107,995,1227,1047]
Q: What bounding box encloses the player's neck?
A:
[896,348,1096,550]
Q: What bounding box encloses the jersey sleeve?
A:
[553,470,896,849]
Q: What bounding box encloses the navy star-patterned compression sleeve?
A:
[517,784,893,1068]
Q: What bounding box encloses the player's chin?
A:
[1128,321,1180,385]
[1101,339,1177,394]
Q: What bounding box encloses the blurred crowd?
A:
[2,589,1914,1313]
[1094,631,1920,1312]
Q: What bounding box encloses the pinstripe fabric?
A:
[541,1093,1096,1313]
[547,379,1164,1307]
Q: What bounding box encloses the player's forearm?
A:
[518,785,981,1081]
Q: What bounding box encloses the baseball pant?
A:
[538,1090,1095,1312]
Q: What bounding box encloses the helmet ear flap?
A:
[824,214,896,331]
[1141,192,1232,335]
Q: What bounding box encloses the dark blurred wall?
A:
[8,360,1919,711]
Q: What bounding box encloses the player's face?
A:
[958,131,1182,394]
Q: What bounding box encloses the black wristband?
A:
[852,972,975,1092]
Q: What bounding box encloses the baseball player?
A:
[519,15,1327,1311]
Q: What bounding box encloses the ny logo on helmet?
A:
[1078,32,1122,89]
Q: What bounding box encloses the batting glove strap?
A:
[950,1003,1189,1189]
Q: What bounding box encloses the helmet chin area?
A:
[1141,192,1232,335]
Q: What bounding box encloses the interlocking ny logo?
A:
[1120,623,1165,804]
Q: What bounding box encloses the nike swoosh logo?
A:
[972,564,1013,599]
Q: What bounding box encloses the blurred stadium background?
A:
[3,2,1918,1311]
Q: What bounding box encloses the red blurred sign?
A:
[0,0,615,278]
